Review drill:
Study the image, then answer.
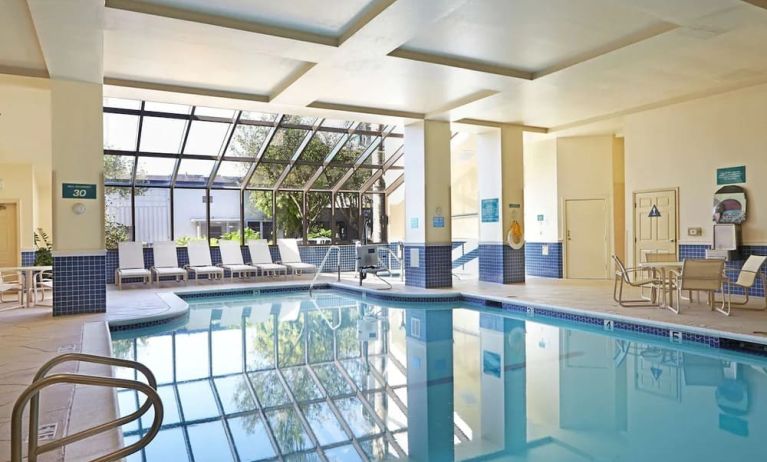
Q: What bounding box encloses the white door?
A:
[0,203,19,267]
[634,190,677,264]
[565,199,609,279]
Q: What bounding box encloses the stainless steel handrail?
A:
[11,353,164,462]
[378,246,404,281]
[309,245,341,295]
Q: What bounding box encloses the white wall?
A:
[625,82,767,256]
[523,137,558,242]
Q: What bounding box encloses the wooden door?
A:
[634,190,677,264]
[0,203,19,267]
[565,199,609,279]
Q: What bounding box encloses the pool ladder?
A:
[309,245,342,295]
[11,353,163,462]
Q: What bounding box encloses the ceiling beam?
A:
[104,77,270,103]
[425,89,499,119]
[387,48,533,80]
[454,118,549,133]
[0,65,48,79]
[268,62,317,102]
[339,0,400,45]
[308,101,424,120]
[743,0,767,10]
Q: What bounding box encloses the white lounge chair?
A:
[186,241,224,281]
[151,241,188,285]
[247,239,288,277]
[722,254,767,312]
[33,270,53,302]
[277,238,317,276]
[218,240,258,279]
[115,242,151,289]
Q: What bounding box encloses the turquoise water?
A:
[111,290,767,461]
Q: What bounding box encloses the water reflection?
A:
[113,292,767,461]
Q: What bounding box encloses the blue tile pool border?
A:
[107,282,767,356]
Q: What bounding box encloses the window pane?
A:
[263,128,307,161]
[174,189,208,243]
[276,191,303,239]
[248,162,284,189]
[103,113,139,150]
[184,121,229,155]
[368,169,402,192]
[176,159,215,187]
[139,117,186,153]
[363,194,385,243]
[303,131,343,163]
[105,186,132,249]
[281,164,315,189]
[104,156,134,185]
[320,119,353,130]
[213,161,249,187]
[135,188,171,244]
[103,97,141,109]
[381,137,404,165]
[241,111,278,123]
[245,191,273,241]
[312,166,347,190]
[210,190,242,244]
[307,192,331,244]
[144,101,191,114]
[340,168,375,191]
[194,106,235,119]
[335,133,373,164]
[282,114,316,126]
[226,125,271,158]
[334,193,360,243]
[135,157,176,186]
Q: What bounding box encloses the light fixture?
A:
[648,204,661,218]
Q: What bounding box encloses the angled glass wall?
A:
[103,98,405,247]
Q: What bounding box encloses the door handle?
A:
[669,239,676,243]
[567,230,572,241]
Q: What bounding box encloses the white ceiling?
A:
[2,0,767,132]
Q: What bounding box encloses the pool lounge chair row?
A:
[115,239,317,288]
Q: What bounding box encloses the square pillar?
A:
[51,80,106,315]
[404,120,452,288]
[477,126,525,284]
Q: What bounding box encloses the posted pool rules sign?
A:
[62,183,97,199]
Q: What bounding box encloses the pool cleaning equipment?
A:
[356,244,392,290]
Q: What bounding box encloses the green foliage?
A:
[175,235,205,246]
[308,227,331,240]
[105,218,129,250]
[33,228,53,266]
[220,227,261,243]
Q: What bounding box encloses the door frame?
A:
[0,199,22,267]
[631,187,679,267]
[562,196,611,279]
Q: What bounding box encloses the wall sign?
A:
[481,198,499,223]
[62,183,97,199]
[536,214,544,222]
[717,166,746,185]
[432,216,445,228]
[409,217,419,229]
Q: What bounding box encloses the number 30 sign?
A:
[62,183,97,199]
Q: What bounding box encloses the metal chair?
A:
[612,256,661,307]
[669,259,729,315]
[0,271,24,306]
[723,255,767,311]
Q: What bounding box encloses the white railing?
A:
[309,245,341,295]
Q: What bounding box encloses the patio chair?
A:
[722,254,767,311]
[33,270,53,302]
[277,239,317,276]
[246,239,288,277]
[150,241,188,285]
[669,259,728,315]
[218,240,258,279]
[0,271,23,306]
[186,241,224,281]
[115,242,151,289]
[612,255,661,307]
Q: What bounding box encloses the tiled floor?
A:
[2,274,767,461]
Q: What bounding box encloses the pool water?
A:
[111,290,767,461]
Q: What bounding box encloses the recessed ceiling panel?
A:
[398,0,666,73]
[131,0,376,36]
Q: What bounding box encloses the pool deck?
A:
[2,274,767,460]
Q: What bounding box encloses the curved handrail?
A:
[27,353,159,459]
[12,373,163,462]
[309,245,341,295]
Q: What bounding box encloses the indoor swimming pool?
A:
[111,290,767,461]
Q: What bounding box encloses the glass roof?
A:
[104,99,404,193]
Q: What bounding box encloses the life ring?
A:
[507,220,524,250]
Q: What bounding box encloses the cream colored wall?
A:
[387,187,405,242]
[0,163,36,249]
[612,137,626,262]
[51,79,104,252]
[625,82,767,263]
[523,137,558,242]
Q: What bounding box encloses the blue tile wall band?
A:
[21,251,37,266]
[404,244,453,289]
[478,243,525,284]
[53,254,106,316]
[525,242,563,279]
[680,244,766,297]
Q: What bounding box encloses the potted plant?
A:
[33,228,53,267]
